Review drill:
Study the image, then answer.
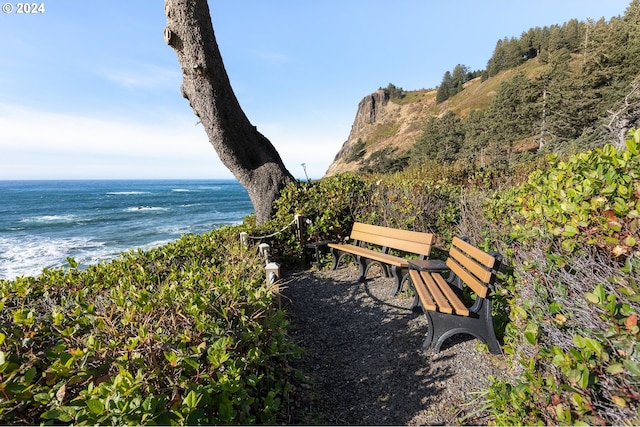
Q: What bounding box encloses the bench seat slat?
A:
[327,243,408,267]
[421,271,453,314]
[432,272,469,316]
[409,270,437,311]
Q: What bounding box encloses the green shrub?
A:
[361,176,461,243]
[483,134,640,425]
[273,173,369,244]
[0,227,298,425]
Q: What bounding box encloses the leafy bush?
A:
[272,173,369,244]
[361,175,461,244]
[271,172,462,247]
[483,134,640,425]
[0,227,298,425]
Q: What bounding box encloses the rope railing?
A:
[245,217,298,240]
[239,214,306,248]
[239,215,307,293]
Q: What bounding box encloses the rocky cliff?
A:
[324,88,437,176]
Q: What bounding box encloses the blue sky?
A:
[0,1,632,180]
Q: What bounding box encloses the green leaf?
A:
[163,350,178,363]
[606,363,625,375]
[584,292,599,304]
[623,360,640,377]
[624,235,637,247]
[626,133,639,155]
[41,408,73,422]
[183,390,201,409]
[562,238,576,252]
[524,322,539,345]
[586,284,606,305]
[66,256,78,269]
[86,398,105,415]
[572,335,603,357]
[562,224,578,237]
[24,367,37,384]
[142,395,155,412]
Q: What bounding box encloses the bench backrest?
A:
[446,237,499,299]
[350,222,434,257]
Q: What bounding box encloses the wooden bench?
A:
[328,222,434,295]
[408,237,503,354]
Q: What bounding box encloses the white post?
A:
[266,261,281,283]
[258,243,270,262]
[265,261,281,309]
[294,214,306,246]
[239,232,248,247]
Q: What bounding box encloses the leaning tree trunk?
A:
[164,0,296,223]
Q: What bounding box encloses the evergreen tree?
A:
[413,111,464,164]
[451,64,470,93]
[486,38,507,77]
[461,109,490,166]
[535,47,581,150]
[485,74,540,159]
[436,71,452,104]
[384,83,406,99]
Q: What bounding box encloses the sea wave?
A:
[196,186,222,191]
[125,206,169,212]
[0,179,252,280]
[20,214,80,224]
[171,188,200,193]
[106,191,151,195]
[0,235,103,280]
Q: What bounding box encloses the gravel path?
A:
[281,264,508,425]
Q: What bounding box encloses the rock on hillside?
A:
[324,88,437,177]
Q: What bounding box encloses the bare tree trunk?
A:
[607,78,640,150]
[164,0,296,223]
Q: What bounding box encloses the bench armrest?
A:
[408,259,449,272]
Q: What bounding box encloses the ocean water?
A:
[0,180,253,280]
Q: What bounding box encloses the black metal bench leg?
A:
[382,265,392,278]
[407,275,422,311]
[356,255,368,282]
[330,248,358,274]
[329,247,340,270]
[422,311,436,350]
[389,265,403,296]
[422,309,502,355]
[481,301,502,355]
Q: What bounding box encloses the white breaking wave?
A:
[20,214,79,224]
[0,235,93,279]
[106,191,151,195]
[171,188,194,192]
[124,206,168,212]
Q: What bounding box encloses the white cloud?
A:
[95,62,181,89]
[258,122,345,179]
[253,50,292,64]
[0,103,346,180]
[0,104,231,179]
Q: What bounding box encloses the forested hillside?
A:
[328,0,640,177]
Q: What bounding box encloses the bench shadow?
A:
[281,266,462,425]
